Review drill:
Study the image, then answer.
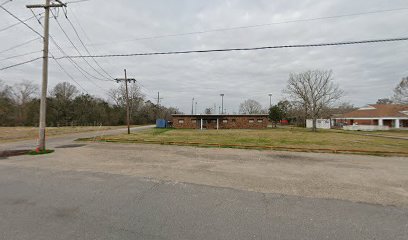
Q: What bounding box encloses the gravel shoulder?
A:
[1,142,407,208]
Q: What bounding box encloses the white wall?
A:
[306,119,331,129]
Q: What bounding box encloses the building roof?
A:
[335,104,408,118]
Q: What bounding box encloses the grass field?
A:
[98,127,408,155]
[0,126,127,143]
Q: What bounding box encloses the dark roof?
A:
[336,104,408,118]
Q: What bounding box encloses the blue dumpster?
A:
[156,119,167,128]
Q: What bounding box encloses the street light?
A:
[220,94,224,114]
[268,93,272,108]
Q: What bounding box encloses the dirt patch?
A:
[0,150,30,159]
[55,144,87,149]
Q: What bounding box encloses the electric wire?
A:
[63,10,115,79]
[55,36,408,59]
[86,6,408,45]
[50,52,89,94]
[0,57,42,70]
[0,37,41,54]
[29,10,112,94]
[50,9,113,81]
[0,5,43,37]
[0,50,43,62]
[0,12,43,33]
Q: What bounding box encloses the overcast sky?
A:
[1,0,408,113]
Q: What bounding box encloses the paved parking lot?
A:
[1,130,408,239]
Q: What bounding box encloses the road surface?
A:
[0,126,407,239]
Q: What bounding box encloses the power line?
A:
[0,5,43,37]
[25,9,112,95]
[0,50,43,62]
[0,12,43,33]
[50,52,89,94]
[50,10,112,81]
[0,37,41,54]
[0,57,42,71]
[86,6,408,46]
[64,11,114,79]
[55,36,408,59]
[0,0,12,7]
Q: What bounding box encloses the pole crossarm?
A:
[114,78,136,83]
[26,3,65,8]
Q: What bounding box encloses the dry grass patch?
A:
[0,126,127,143]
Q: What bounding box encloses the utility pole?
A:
[26,0,65,151]
[115,69,136,134]
[220,93,224,114]
[195,101,197,115]
[156,91,163,106]
[269,93,272,108]
[191,97,194,115]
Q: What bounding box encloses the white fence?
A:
[306,119,331,129]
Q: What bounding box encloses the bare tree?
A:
[285,70,343,131]
[109,81,145,119]
[50,82,78,101]
[12,81,39,125]
[393,77,408,104]
[239,99,263,114]
[13,81,39,105]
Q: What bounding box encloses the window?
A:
[257,119,263,123]
[248,119,254,123]
[191,119,197,123]
[178,119,184,124]
[222,119,228,123]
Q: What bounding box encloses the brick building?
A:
[171,114,269,129]
[332,104,408,128]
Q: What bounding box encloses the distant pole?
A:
[220,93,224,114]
[124,70,130,134]
[268,93,272,108]
[191,97,194,114]
[115,70,136,135]
[219,106,221,114]
[195,101,197,115]
[26,0,65,151]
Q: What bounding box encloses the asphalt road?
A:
[0,165,407,240]
[1,126,407,239]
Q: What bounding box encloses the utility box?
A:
[156,119,167,128]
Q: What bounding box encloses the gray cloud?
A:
[1,0,407,113]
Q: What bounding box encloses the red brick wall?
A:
[172,115,269,129]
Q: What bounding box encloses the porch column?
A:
[216,118,219,130]
[378,119,383,126]
[395,119,400,128]
[200,118,203,130]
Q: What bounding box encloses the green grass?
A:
[93,127,408,155]
[27,149,55,155]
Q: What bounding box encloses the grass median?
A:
[81,127,408,156]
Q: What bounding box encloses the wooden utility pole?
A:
[26,0,65,151]
[115,69,136,134]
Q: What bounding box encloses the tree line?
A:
[0,80,179,127]
[237,70,407,131]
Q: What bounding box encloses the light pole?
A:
[220,94,224,114]
[191,97,194,115]
[268,93,272,108]
[195,101,197,115]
